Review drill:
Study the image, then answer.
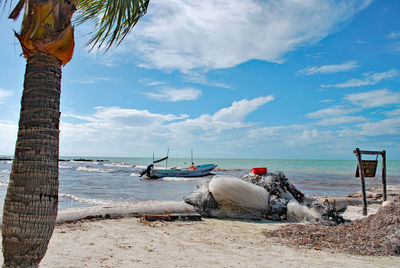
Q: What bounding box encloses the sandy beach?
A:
[0,211,397,268]
[1,186,399,267]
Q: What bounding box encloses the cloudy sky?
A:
[1,0,400,159]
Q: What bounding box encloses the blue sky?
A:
[1,0,400,159]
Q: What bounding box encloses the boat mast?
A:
[191,149,194,166]
[166,148,169,169]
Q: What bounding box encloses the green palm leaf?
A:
[1,0,150,50]
[75,0,150,50]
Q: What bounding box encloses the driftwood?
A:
[141,214,202,222]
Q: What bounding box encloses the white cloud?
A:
[385,109,400,117]
[182,72,233,89]
[358,117,400,136]
[138,78,168,87]
[390,42,400,53]
[0,88,13,103]
[247,124,338,149]
[123,0,372,72]
[64,106,188,127]
[306,105,355,119]
[344,89,400,108]
[144,87,202,102]
[59,96,273,156]
[321,69,399,88]
[247,124,304,139]
[147,81,167,86]
[314,115,366,126]
[305,90,400,126]
[387,32,400,39]
[306,105,365,126]
[166,96,274,137]
[68,76,122,84]
[300,128,320,141]
[60,107,189,155]
[213,96,274,123]
[297,61,359,76]
[339,117,400,137]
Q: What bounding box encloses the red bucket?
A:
[251,167,267,175]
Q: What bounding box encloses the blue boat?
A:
[139,153,217,179]
[140,149,217,179]
[141,163,217,179]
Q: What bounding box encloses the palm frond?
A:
[8,0,24,19]
[75,0,149,51]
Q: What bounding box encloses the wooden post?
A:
[355,148,367,216]
[382,150,387,201]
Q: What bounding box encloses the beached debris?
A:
[184,171,345,225]
[208,176,270,219]
[309,199,347,225]
[185,176,270,219]
[242,171,346,225]
[241,171,303,221]
[141,214,202,222]
[241,171,304,202]
[184,182,218,215]
[263,202,400,256]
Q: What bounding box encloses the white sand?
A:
[0,215,396,267]
[0,199,398,267]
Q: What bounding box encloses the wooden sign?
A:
[355,160,377,177]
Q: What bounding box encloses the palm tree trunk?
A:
[2,52,61,268]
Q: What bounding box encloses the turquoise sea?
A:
[0,157,399,214]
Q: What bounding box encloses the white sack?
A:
[208,176,270,219]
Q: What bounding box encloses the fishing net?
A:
[184,171,345,225]
[184,182,218,216]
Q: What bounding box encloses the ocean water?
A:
[0,157,399,214]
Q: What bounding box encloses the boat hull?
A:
[149,164,217,179]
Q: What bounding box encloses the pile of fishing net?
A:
[184,171,346,225]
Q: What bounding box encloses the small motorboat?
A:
[140,163,217,179]
[140,150,217,179]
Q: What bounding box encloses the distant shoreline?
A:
[1,158,109,162]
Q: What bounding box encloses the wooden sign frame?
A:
[353,148,387,216]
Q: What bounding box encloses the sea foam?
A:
[76,166,116,173]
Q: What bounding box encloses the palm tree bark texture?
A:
[2,1,75,267]
[2,53,61,268]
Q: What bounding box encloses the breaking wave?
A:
[76,166,119,173]
[162,176,211,182]
[103,163,133,168]
[59,193,114,206]
[59,165,73,169]
[0,169,10,174]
